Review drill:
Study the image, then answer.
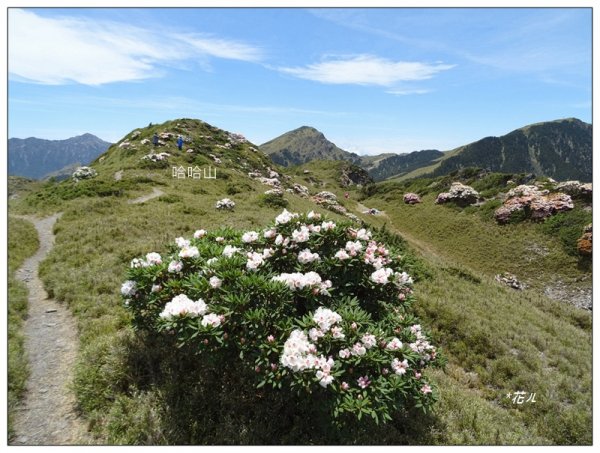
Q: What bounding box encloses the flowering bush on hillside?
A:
[215,198,236,210]
[121,209,442,423]
[72,166,97,181]
[141,152,170,162]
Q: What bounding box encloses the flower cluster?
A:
[121,209,441,424]
[403,192,422,205]
[494,184,574,224]
[435,182,479,206]
[141,152,170,162]
[215,198,236,210]
[72,166,98,181]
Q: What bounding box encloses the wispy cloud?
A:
[278,55,454,87]
[8,9,263,86]
[386,88,431,96]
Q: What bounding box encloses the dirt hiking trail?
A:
[11,213,92,445]
[128,187,164,204]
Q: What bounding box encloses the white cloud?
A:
[386,88,431,96]
[278,55,454,86]
[8,9,263,86]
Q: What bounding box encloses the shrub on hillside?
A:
[258,191,289,209]
[121,210,442,424]
[72,166,97,181]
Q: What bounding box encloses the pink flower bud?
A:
[267,335,275,343]
[351,322,357,330]
[255,366,261,373]
[341,382,350,391]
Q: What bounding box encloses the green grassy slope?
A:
[7,120,592,445]
[7,216,40,437]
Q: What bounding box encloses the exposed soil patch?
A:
[127,187,164,204]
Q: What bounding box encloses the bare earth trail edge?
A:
[10,213,92,446]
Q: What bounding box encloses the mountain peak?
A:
[8,133,112,179]
[260,126,358,167]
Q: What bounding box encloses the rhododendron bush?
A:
[121,210,441,423]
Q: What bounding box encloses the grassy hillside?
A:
[7,120,592,445]
[8,216,40,436]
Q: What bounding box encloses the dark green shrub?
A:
[257,192,289,209]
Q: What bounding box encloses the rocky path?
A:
[11,214,91,446]
[128,187,164,204]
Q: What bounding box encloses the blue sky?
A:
[8,7,592,155]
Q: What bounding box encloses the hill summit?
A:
[260,126,360,167]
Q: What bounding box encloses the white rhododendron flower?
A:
[291,225,310,243]
[275,209,297,225]
[331,326,345,339]
[356,228,372,241]
[121,280,137,297]
[193,229,207,239]
[168,260,183,273]
[179,246,200,259]
[351,342,367,356]
[395,271,414,286]
[362,334,377,349]
[298,249,320,264]
[339,348,351,359]
[130,258,147,268]
[175,237,190,248]
[312,307,342,332]
[321,221,335,231]
[272,271,324,291]
[335,249,350,260]
[370,267,394,284]
[222,245,240,258]
[263,228,277,239]
[242,231,259,243]
[209,276,222,289]
[151,284,162,293]
[391,358,409,375]
[246,252,264,271]
[215,198,235,210]
[280,330,316,372]
[345,240,363,256]
[386,337,403,351]
[308,328,325,342]
[160,294,207,319]
[201,313,222,327]
[145,252,162,266]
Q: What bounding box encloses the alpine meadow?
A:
[6,6,593,448]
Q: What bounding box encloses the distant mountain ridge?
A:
[260,126,362,167]
[261,118,592,183]
[365,150,445,181]
[428,118,592,182]
[8,133,112,179]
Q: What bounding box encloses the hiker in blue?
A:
[177,135,184,151]
[153,133,159,147]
